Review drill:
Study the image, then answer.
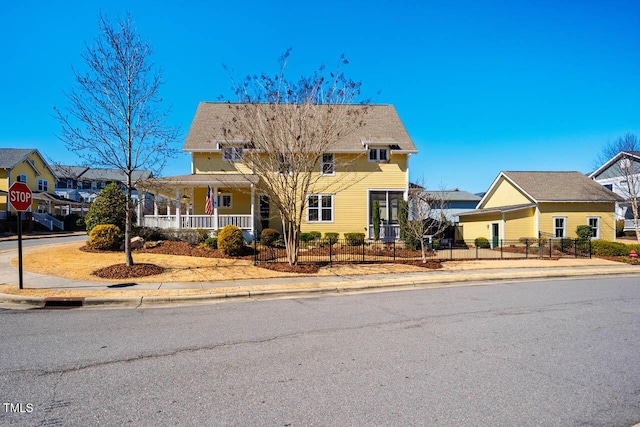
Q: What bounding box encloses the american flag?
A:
[205,185,213,215]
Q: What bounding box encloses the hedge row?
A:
[591,240,640,257]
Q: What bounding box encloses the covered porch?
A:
[138,174,260,241]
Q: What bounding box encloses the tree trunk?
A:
[282,218,299,266]
[420,239,427,263]
[125,174,134,266]
[631,199,640,244]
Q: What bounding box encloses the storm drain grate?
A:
[43,297,85,309]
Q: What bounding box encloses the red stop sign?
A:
[9,181,33,211]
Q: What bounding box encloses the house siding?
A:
[538,202,616,240]
[189,152,409,237]
[1,152,56,213]
[504,208,536,240]
[482,177,531,208]
[459,213,501,241]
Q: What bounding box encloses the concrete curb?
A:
[0,267,637,309]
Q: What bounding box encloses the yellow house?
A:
[458,171,624,246]
[141,103,417,241]
[0,148,59,220]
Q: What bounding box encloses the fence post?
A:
[362,240,365,262]
[476,243,478,260]
[525,239,529,258]
[450,240,453,260]
[329,240,333,267]
[550,239,552,258]
[500,239,503,259]
[393,240,396,261]
[253,237,257,266]
[575,239,578,258]
[589,239,592,259]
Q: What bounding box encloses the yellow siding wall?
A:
[459,213,501,241]
[504,208,536,240]
[1,153,56,213]
[538,203,616,240]
[192,187,252,215]
[190,151,410,237]
[300,153,407,236]
[193,152,253,175]
[482,177,531,208]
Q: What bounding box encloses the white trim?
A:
[320,153,335,176]
[490,222,500,248]
[306,193,334,223]
[587,216,600,239]
[368,148,389,163]
[553,216,567,238]
[477,172,536,209]
[534,206,540,238]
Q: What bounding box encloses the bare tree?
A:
[596,133,640,243]
[221,50,368,265]
[54,13,179,265]
[401,182,450,263]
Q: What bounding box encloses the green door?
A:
[492,223,500,248]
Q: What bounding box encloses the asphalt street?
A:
[0,276,639,426]
[0,234,87,252]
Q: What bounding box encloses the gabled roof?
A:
[589,151,640,179]
[0,148,57,177]
[183,103,418,153]
[0,148,39,169]
[52,165,152,182]
[478,171,623,208]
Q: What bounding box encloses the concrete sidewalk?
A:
[1,245,638,308]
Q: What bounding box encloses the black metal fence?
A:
[254,238,592,265]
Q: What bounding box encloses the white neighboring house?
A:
[589,151,640,233]
[53,165,153,216]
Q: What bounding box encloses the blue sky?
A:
[2,0,639,193]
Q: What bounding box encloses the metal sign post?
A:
[9,182,33,290]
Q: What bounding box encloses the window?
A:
[101,182,106,189]
[620,180,628,188]
[554,217,566,238]
[17,174,27,183]
[604,184,613,191]
[38,179,48,192]
[91,182,98,191]
[278,154,292,175]
[307,194,333,222]
[217,194,232,209]
[368,148,388,163]
[67,179,73,189]
[222,147,243,162]
[588,217,600,239]
[321,153,335,175]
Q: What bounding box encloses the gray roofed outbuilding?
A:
[183,103,418,153]
[501,171,624,202]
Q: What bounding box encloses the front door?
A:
[491,223,500,248]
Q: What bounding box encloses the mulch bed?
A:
[93,263,165,279]
[138,240,255,260]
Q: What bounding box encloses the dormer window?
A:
[17,174,27,183]
[321,153,335,176]
[368,148,388,163]
[222,147,244,162]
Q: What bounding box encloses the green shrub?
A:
[624,230,637,237]
[195,228,211,243]
[432,239,440,250]
[218,225,246,256]
[576,225,593,239]
[344,232,365,246]
[89,224,122,250]
[398,199,409,240]
[474,237,490,248]
[404,235,420,250]
[204,237,218,249]
[260,228,280,247]
[323,232,339,245]
[75,217,86,230]
[591,240,638,257]
[372,200,381,241]
[84,183,128,234]
[299,232,316,243]
[616,219,625,237]
[308,231,321,240]
[161,229,208,245]
[136,227,165,241]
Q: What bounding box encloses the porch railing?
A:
[143,214,253,230]
[624,219,637,231]
[33,213,64,231]
[368,224,400,241]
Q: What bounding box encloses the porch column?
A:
[153,192,158,217]
[137,192,143,227]
[213,186,219,230]
[250,184,255,239]
[175,188,181,229]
